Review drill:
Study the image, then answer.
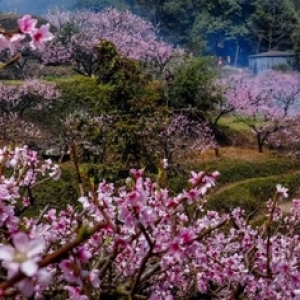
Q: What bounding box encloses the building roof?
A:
[248,50,295,58]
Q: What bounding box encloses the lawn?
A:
[217,114,251,132]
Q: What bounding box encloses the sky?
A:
[0,0,71,15]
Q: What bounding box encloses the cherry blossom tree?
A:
[0,113,42,143]
[140,113,217,165]
[217,70,300,152]
[0,79,61,117]
[43,8,179,76]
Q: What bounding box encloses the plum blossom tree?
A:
[0,113,42,143]
[217,70,300,152]
[43,8,179,75]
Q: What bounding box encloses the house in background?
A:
[248,51,295,74]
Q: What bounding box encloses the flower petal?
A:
[6,262,20,277]
[0,245,14,261]
[27,238,45,258]
[37,269,52,287]
[21,260,38,277]
[16,278,35,297]
[13,233,29,253]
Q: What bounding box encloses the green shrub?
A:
[22,167,79,217]
[191,158,300,186]
[207,185,261,213]
[167,55,218,112]
[207,173,300,213]
[25,76,114,134]
[168,171,190,193]
[55,76,112,115]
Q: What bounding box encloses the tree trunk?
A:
[214,147,220,157]
[257,134,264,153]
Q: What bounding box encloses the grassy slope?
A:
[191,118,300,214]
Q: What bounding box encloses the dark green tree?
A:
[134,0,253,60]
[190,0,253,59]
[291,0,300,10]
[166,55,219,114]
[81,39,165,178]
[248,0,300,52]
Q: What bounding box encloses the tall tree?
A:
[190,0,253,60]
[248,0,300,53]
[134,0,200,49]
[135,0,254,60]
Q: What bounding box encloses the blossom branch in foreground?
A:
[0,14,53,67]
[0,144,299,299]
[0,221,107,295]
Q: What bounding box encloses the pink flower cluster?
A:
[138,114,216,165]
[0,145,298,299]
[0,15,53,54]
[159,114,217,160]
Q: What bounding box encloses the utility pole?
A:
[234,42,239,67]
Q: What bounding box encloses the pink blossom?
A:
[29,24,54,51]
[189,171,205,186]
[1,144,300,299]
[130,168,144,178]
[276,184,289,199]
[42,8,178,73]
[179,228,195,244]
[0,232,45,277]
[162,158,168,169]
[65,286,89,300]
[74,246,92,263]
[18,15,37,34]
[15,278,35,297]
[0,34,14,53]
[88,269,101,288]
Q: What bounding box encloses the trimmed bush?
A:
[55,76,112,115]
[207,173,300,213]
[191,158,300,186]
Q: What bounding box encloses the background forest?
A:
[2,0,300,65]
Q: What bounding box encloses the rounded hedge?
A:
[207,173,300,214]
